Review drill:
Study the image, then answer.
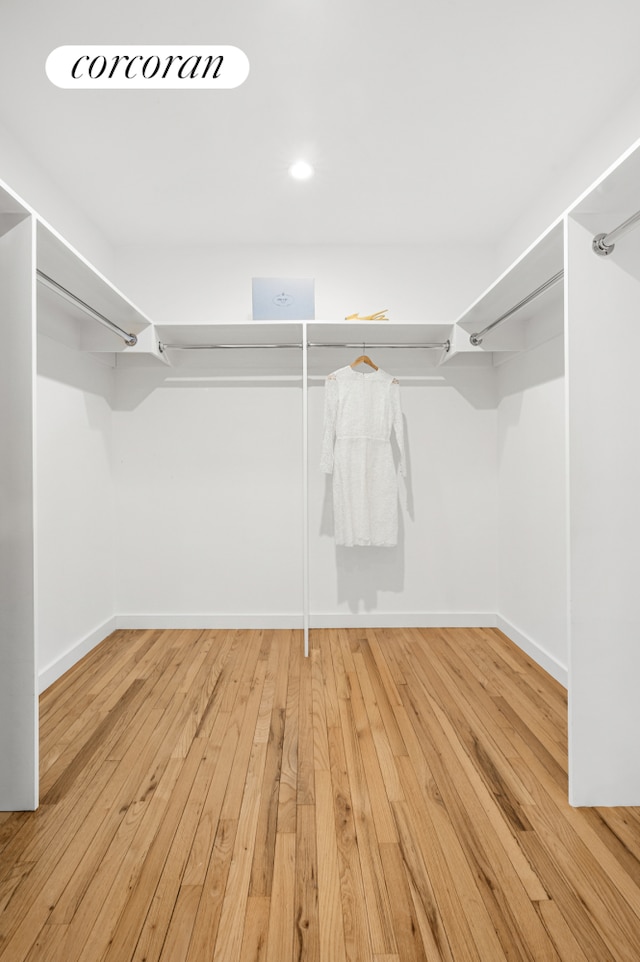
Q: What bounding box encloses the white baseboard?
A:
[38,612,567,692]
[115,612,497,631]
[38,616,118,693]
[496,615,568,688]
[310,612,497,629]
[115,614,304,630]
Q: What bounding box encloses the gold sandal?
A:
[344,309,389,321]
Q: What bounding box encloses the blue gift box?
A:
[251,277,315,320]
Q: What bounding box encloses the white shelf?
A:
[0,185,29,238]
[36,222,153,353]
[150,322,304,375]
[156,321,304,347]
[155,319,451,343]
[308,320,453,375]
[455,221,564,356]
[307,319,452,342]
[146,320,454,377]
[571,137,640,223]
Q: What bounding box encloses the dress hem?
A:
[336,541,398,548]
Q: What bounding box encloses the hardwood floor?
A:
[1,626,640,961]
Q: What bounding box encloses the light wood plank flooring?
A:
[2,626,640,961]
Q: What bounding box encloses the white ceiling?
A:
[1,0,640,249]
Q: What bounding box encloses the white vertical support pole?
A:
[302,323,309,656]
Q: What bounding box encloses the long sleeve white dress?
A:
[320,365,406,546]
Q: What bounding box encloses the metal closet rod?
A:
[469,270,564,347]
[37,269,138,346]
[160,342,302,351]
[308,340,450,351]
[469,203,640,346]
[593,206,640,256]
[160,340,450,351]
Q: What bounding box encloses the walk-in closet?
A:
[3,136,640,813]
[3,4,640,957]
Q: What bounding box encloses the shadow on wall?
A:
[335,538,405,612]
[112,366,302,411]
[319,414,413,612]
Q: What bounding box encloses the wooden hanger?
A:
[350,345,378,370]
[350,354,378,370]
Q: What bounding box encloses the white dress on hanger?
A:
[320,365,406,546]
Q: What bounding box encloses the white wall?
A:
[110,360,498,628]
[113,370,303,623]
[36,333,117,690]
[308,369,498,623]
[496,87,640,278]
[0,118,116,279]
[109,241,500,627]
[496,316,567,684]
[113,243,498,326]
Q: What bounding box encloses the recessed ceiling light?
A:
[289,160,314,181]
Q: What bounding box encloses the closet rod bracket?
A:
[592,232,615,257]
[592,208,640,257]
